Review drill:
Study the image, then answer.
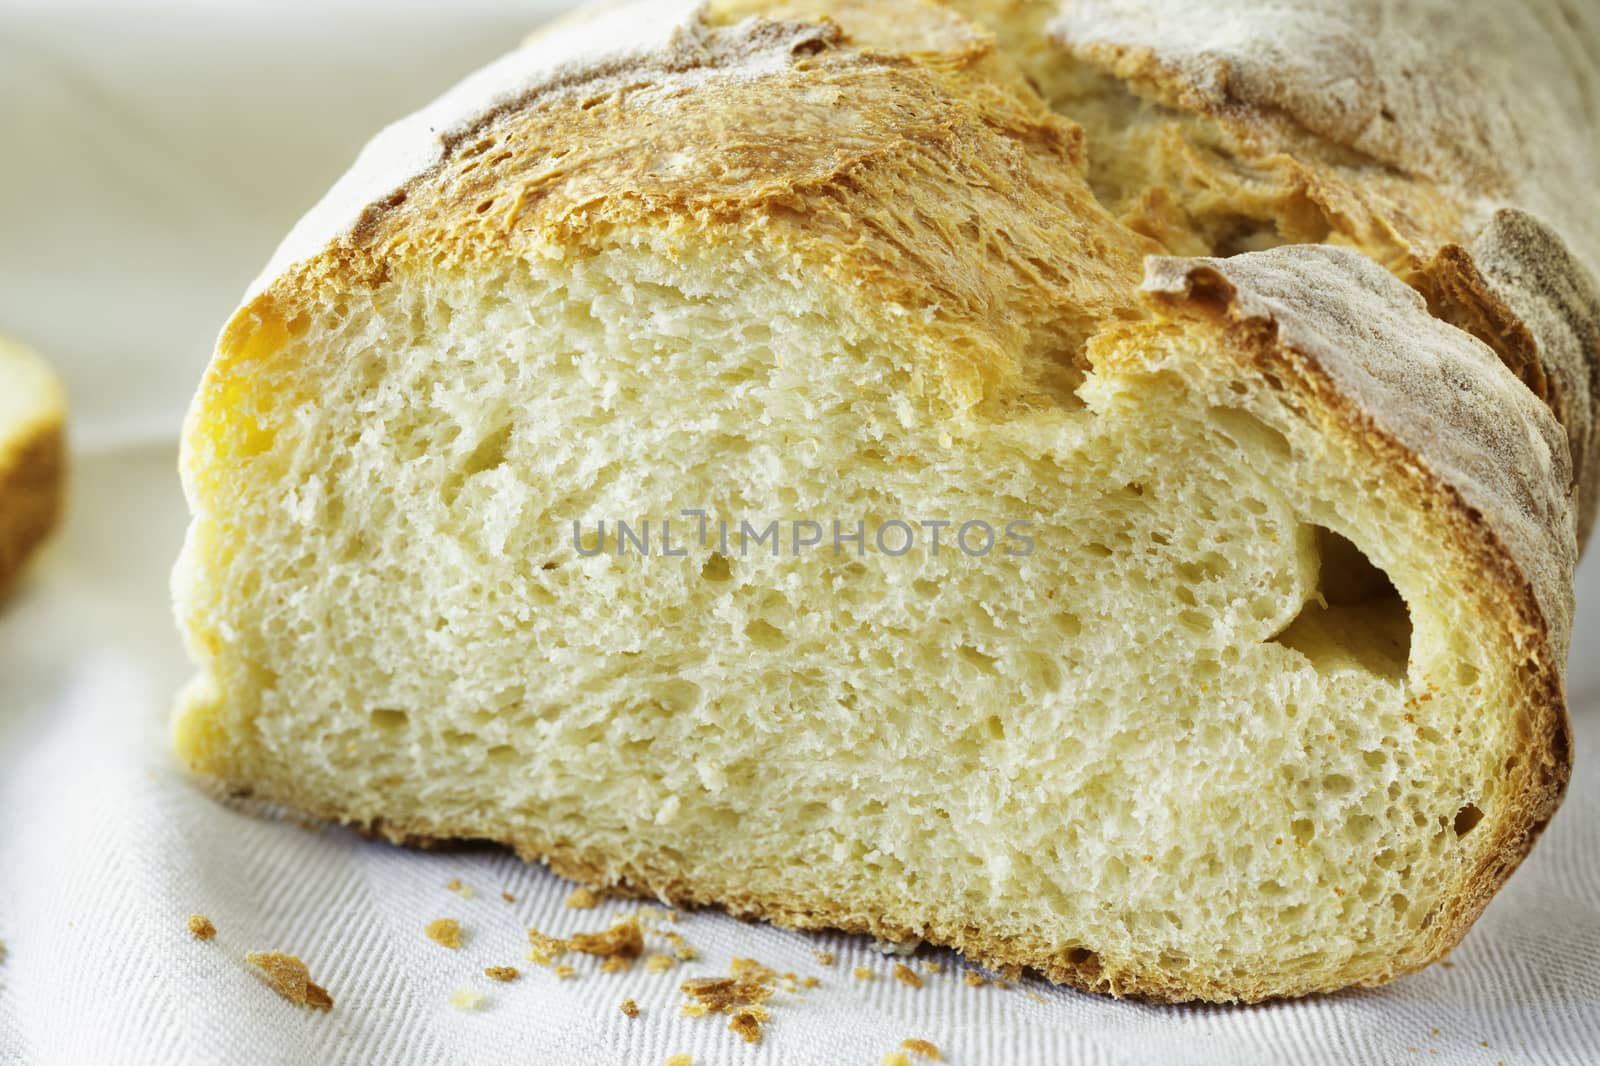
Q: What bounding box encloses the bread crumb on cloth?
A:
[484,966,519,982]
[569,916,643,958]
[527,929,568,965]
[245,951,333,1010]
[449,984,486,1010]
[425,918,462,949]
[187,914,217,941]
[565,887,600,909]
[728,1009,763,1044]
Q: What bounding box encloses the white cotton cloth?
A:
[3,2,1600,1063]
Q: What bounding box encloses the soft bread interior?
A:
[176,232,1517,997]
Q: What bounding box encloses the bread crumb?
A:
[620,998,640,1018]
[665,1056,692,1066]
[963,972,986,988]
[922,961,944,974]
[883,1055,911,1066]
[800,975,820,989]
[893,963,923,989]
[570,916,643,959]
[662,929,701,961]
[500,890,516,903]
[446,878,476,900]
[902,1038,941,1060]
[600,956,632,974]
[527,929,568,965]
[730,958,776,983]
[188,914,217,941]
[636,906,677,928]
[729,1010,763,1044]
[814,950,835,966]
[854,966,874,981]
[425,918,462,949]
[681,958,778,1026]
[645,954,677,973]
[554,964,577,980]
[245,952,333,1010]
[484,966,519,982]
[566,887,600,909]
[449,984,486,1010]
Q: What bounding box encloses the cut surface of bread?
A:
[173,1,1578,1002]
[0,335,65,600]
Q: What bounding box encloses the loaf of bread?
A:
[0,335,65,601]
[172,0,1595,1001]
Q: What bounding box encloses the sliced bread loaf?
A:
[171,0,1581,1001]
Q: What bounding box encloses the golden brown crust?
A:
[0,415,64,602]
[220,1,1155,424]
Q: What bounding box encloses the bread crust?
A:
[1039,0,1600,544]
[178,0,1580,1002]
[0,354,65,601]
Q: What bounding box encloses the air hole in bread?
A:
[461,424,513,478]
[958,644,998,673]
[701,553,733,582]
[1209,406,1293,461]
[370,709,408,730]
[1213,217,1290,257]
[1269,527,1411,679]
[1452,804,1484,837]
[744,619,787,648]
[1067,946,1100,970]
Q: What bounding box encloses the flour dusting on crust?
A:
[253,0,837,296]
[1143,245,1577,660]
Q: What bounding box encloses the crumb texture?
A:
[173,0,1577,1003]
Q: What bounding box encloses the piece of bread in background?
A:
[171,0,1580,1001]
[0,335,65,601]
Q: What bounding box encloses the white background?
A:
[2,3,1597,1063]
